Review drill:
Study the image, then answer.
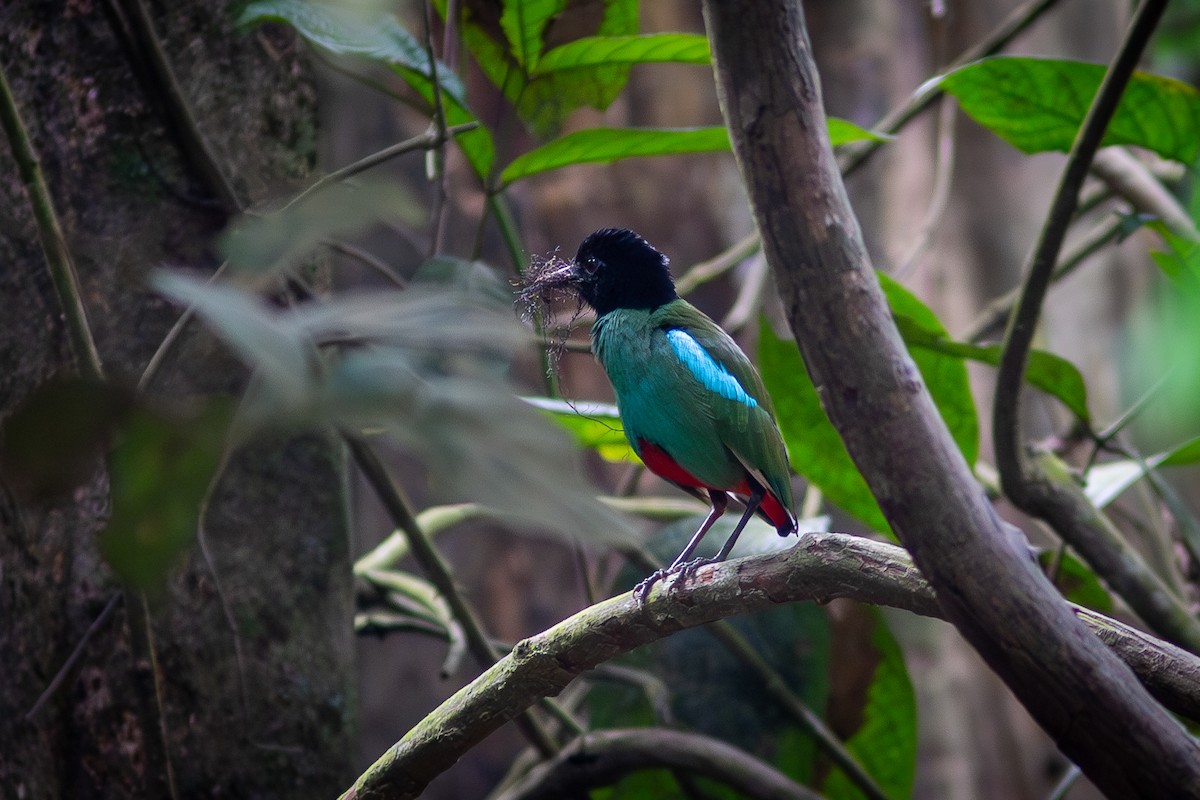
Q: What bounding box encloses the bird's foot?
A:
[633,559,719,606]
[633,570,669,607]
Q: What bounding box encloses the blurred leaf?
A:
[535,33,711,73]
[1084,435,1200,509]
[500,0,565,69]
[879,274,979,466]
[241,0,494,176]
[827,117,892,146]
[892,314,1091,423]
[501,127,730,185]
[239,0,447,84]
[0,379,133,502]
[1038,549,1113,613]
[1161,435,1200,466]
[939,57,1200,163]
[522,396,638,463]
[822,609,916,800]
[760,275,979,533]
[153,271,317,416]
[220,181,420,280]
[101,400,232,591]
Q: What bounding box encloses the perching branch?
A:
[702,1,1200,797]
[991,0,1200,654]
[341,534,1200,800]
[490,728,822,800]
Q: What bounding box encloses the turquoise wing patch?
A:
[666,329,758,409]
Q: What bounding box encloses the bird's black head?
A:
[568,228,677,315]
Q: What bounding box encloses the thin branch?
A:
[344,436,560,758]
[1090,148,1199,240]
[839,0,1061,177]
[2,56,179,798]
[964,215,1122,343]
[991,0,1200,653]
[491,728,822,800]
[25,593,121,720]
[894,96,958,278]
[109,0,240,210]
[341,533,1200,800]
[0,64,104,381]
[675,231,761,296]
[286,123,478,212]
[323,240,409,288]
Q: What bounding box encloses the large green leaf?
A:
[939,57,1200,163]
[501,127,731,185]
[501,118,891,186]
[891,314,1091,423]
[535,33,711,73]
[759,277,978,532]
[822,609,916,800]
[240,0,494,176]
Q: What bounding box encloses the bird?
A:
[525,227,797,601]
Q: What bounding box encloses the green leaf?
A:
[827,117,892,146]
[522,397,638,463]
[1038,550,1113,614]
[101,400,232,591]
[759,323,887,532]
[0,378,133,502]
[445,0,638,137]
[241,0,494,176]
[879,274,979,466]
[534,33,711,73]
[891,315,1091,423]
[939,56,1200,163]
[822,609,916,800]
[759,277,979,532]
[1161,435,1200,466]
[501,127,730,185]
[500,0,565,69]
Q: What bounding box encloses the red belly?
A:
[638,439,791,531]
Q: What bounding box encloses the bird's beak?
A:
[519,257,581,301]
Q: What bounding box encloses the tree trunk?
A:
[0,2,354,796]
[702,0,1200,796]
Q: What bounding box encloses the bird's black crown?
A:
[572,228,677,315]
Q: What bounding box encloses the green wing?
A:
[650,300,794,514]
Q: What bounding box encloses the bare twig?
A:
[839,0,1062,176]
[491,728,821,800]
[25,593,121,720]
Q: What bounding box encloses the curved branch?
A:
[701,1,1200,797]
[341,534,1200,799]
[491,728,821,800]
[990,0,1200,654]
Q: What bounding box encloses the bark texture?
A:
[701,1,1200,797]
[0,2,354,797]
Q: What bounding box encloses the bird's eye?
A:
[581,256,601,276]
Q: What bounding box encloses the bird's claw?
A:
[633,570,669,606]
[632,559,717,607]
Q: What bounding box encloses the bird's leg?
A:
[633,491,728,605]
[669,486,765,590]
